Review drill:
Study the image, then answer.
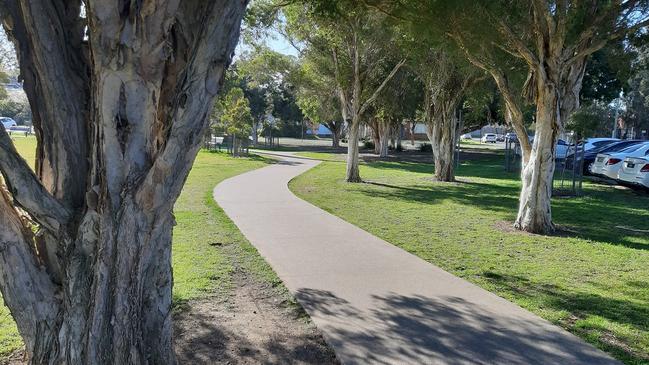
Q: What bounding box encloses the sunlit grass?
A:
[290,151,649,365]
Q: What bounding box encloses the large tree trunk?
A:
[332,131,340,148]
[415,50,472,183]
[0,1,248,363]
[378,119,391,158]
[514,52,587,234]
[327,121,342,148]
[379,130,390,158]
[346,120,362,182]
[515,84,558,234]
[367,117,381,154]
[427,113,457,182]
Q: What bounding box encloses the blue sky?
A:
[266,32,299,56]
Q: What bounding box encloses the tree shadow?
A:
[173,302,339,365]
[351,158,649,250]
[482,272,649,363]
[293,288,619,365]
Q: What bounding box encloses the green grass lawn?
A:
[290,151,649,365]
[2,136,283,356]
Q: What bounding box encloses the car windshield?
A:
[601,142,640,153]
[592,140,616,148]
[619,143,647,153]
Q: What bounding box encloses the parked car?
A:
[481,133,497,143]
[505,133,518,142]
[0,117,17,130]
[590,142,649,179]
[496,134,505,142]
[576,140,646,174]
[555,139,571,159]
[569,138,619,155]
[8,125,32,136]
[514,138,570,158]
[460,133,473,140]
[617,156,649,189]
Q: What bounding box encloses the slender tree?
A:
[284,1,405,181]
[370,66,421,158]
[0,1,248,363]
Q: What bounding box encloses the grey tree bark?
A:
[326,120,343,148]
[331,27,405,182]
[415,50,472,182]
[425,102,459,182]
[0,0,248,363]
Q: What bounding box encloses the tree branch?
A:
[0,0,90,210]
[0,128,70,231]
[359,58,406,116]
[492,16,539,68]
[565,16,649,66]
[0,189,60,356]
[136,0,250,213]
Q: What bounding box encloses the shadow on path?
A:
[295,288,617,365]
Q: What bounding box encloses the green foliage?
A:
[0,99,27,121]
[625,46,649,135]
[293,56,340,126]
[216,87,253,136]
[567,103,614,138]
[363,140,375,149]
[418,143,432,152]
[582,41,634,104]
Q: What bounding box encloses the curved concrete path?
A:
[213,153,619,365]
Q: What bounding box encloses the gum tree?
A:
[284,0,405,181]
[0,0,248,363]
[378,0,649,233]
[410,49,478,181]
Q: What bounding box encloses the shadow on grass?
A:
[482,272,649,364]
[354,159,649,250]
[173,305,337,365]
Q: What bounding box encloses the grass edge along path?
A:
[289,152,649,365]
[1,139,302,358]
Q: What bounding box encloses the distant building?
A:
[306,124,333,137]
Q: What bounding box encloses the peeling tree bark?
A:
[0,0,248,363]
[332,33,405,182]
[415,51,472,182]
[326,120,343,148]
[515,82,560,233]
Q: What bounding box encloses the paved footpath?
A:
[213,152,619,365]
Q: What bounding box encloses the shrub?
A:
[363,140,375,149]
[418,143,432,152]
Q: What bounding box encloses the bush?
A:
[363,140,375,149]
[395,144,404,152]
[418,143,432,152]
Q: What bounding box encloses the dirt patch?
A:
[494,220,579,238]
[174,269,338,365]
[3,278,337,365]
[0,351,24,365]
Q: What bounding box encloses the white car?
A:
[617,152,649,189]
[591,142,649,179]
[481,133,497,143]
[568,137,619,156]
[1,117,17,130]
